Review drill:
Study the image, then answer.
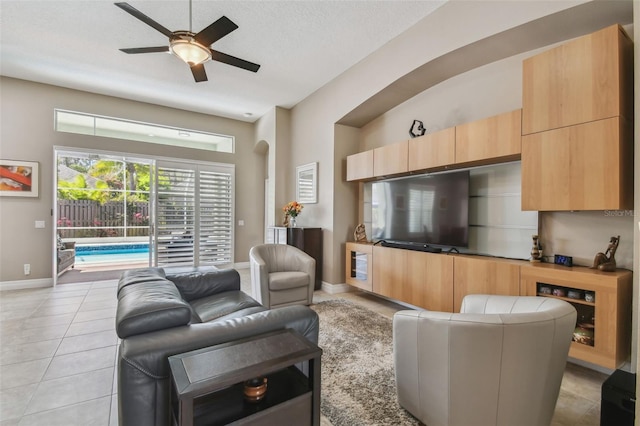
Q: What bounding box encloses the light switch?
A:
[238,220,245,226]
[35,220,45,229]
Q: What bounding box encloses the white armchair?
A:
[393,294,577,426]
[249,244,315,309]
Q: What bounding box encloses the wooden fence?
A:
[57,200,149,237]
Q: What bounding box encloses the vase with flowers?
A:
[283,201,304,227]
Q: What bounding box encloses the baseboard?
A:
[321,282,354,294]
[0,277,53,292]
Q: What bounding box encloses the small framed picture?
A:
[0,159,39,197]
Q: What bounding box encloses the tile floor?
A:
[0,268,609,425]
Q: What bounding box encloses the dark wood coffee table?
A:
[168,329,322,426]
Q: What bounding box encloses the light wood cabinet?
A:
[522,24,633,135]
[371,246,454,311]
[453,256,521,312]
[455,109,522,165]
[345,242,373,291]
[521,117,633,211]
[346,151,374,182]
[406,250,454,312]
[373,141,408,176]
[408,127,456,171]
[372,246,409,302]
[520,264,632,369]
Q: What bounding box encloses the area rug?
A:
[311,299,420,426]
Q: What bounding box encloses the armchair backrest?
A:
[393,295,576,426]
[250,244,314,275]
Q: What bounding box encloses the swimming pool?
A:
[75,243,150,266]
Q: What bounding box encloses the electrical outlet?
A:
[24,264,31,275]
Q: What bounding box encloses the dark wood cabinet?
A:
[268,227,322,289]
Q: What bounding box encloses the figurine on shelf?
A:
[530,234,542,263]
[591,235,620,272]
[282,213,290,227]
[354,223,367,242]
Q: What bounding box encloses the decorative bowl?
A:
[244,377,268,402]
[567,290,583,300]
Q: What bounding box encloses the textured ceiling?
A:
[0,0,445,122]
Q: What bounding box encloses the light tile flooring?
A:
[0,268,608,425]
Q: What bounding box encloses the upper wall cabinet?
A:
[346,150,374,182]
[454,109,522,165]
[522,117,633,211]
[373,140,408,177]
[522,24,633,135]
[408,127,456,171]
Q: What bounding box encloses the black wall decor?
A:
[409,120,426,138]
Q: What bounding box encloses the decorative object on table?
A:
[296,162,318,204]
[552,288,566,297]
[539,286,552,295]
[243,377,268,402]
[530,234,542,262]
[591,235,620,272]
[554,254,573,267]
[283,201,303,228]
[567,289,583,300]
[354,223,367,242]
[409,120,426,138]
[0,159,39,197]
[282,213,290,227]
[573,321,595,346]
[584,292,595,303]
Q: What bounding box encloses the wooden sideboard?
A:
[345,244,632,369]
[268,227,322,290]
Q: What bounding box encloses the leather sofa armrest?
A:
[166,268,241,302]
[119,305,319,378]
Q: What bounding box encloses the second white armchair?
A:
[249,244,316,309]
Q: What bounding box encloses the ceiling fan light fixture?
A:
[170,38,211,66]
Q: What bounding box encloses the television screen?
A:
[371,170,469,248]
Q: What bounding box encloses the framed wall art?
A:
[0,159,39,197]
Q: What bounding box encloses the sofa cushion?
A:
[269,271,310,290]
[116,278,191,338]
[166,267,241,302]
[118,268,166,296]
[190,291,264,323]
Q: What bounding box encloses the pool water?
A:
[76,244,150,266]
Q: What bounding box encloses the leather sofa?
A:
[116,267,319,426]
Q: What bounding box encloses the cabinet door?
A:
[345,242,372,291]
[453,257,520,312]
[406,251,454,312]
[408,127,455,171]
[455,109,521,165]
[521,117,632,211]
[346,151,374,181]
[522,24,633,135]
[372,246,407,301]
[373,141,408,177]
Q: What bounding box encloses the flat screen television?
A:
[371,170,469,248]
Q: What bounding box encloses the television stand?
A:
[380,240,442,253]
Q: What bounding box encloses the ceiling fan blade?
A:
[120,46,170,54]
[210,50,261,73]
[195,16,238,47]
[115,2,173,38]
[190,64,208,82]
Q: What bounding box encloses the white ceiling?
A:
[0,0,446,122]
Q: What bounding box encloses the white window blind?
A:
[154,161,234,267]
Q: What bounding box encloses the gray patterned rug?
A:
[311,299,420,426]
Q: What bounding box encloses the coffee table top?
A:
[169,329,321,399]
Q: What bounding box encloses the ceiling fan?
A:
[115,2,260,82]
